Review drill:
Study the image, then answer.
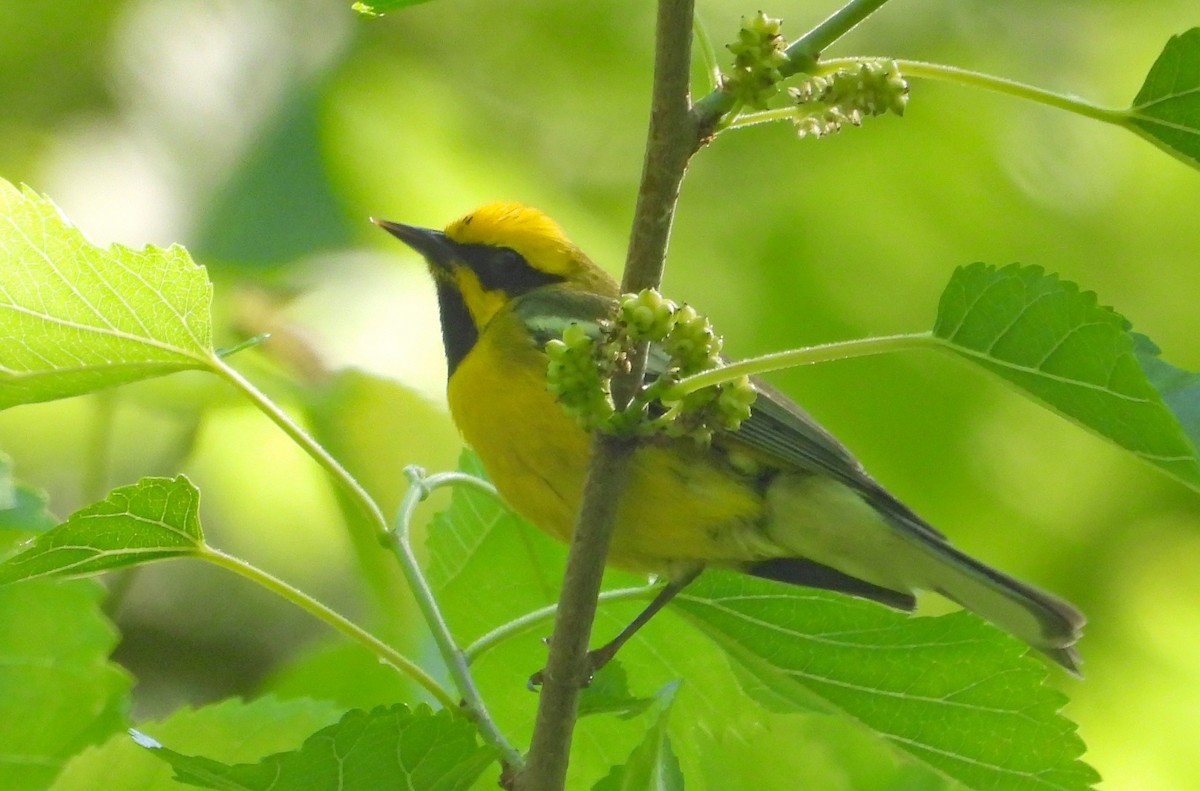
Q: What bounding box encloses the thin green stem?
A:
[199,546,456,710]
[390,468,523,770]
[715,54,1131,137]
[823,58,1127,125]
[782,0,894,74]
[667,332,934,398]
[464,585,658,664]
[211,357,388,533]
[724,107,802,129]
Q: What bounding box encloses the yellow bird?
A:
[374,201,1084,672]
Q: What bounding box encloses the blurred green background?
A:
[2,0,1198,787]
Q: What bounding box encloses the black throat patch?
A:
[435,280,477,376]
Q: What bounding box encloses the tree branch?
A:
[513,0,697,788]
[515,2,899,787]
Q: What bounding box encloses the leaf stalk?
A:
[390,468,525,770]
[199,547,456,710]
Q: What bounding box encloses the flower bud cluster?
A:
[545,323,616,431]
[789,60,909,138]
[545,289,757,443]
[721,12,789,111]
[619,293,722,375]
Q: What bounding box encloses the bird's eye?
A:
[493,247,524,270]
[476,247,525,285]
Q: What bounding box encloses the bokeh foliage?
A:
[1,0,1199,788]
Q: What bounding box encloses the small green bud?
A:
[562,322,593,349]
[715,376,757,429]
[721,12,789,111]
[544,320,622,430]
[619,288,680,342]
[791,105,854,138]
[664,304,723,374]
[744,10,782,39]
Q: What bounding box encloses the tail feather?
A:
[923,539,1086,674]
[760,475,1085,672]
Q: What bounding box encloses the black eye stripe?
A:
[456,242,563,295]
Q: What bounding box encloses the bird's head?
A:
[374,201,618,372]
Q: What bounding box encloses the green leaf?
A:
[592,684,684,791]
[691,712,952,791]
[430,452,945,790]
[0,476,203,585]
[426,452,680,785]
[351,0,433,16]
[932,262,1200,489]
[577,660,657,721]
[1125,28,1200,169]
[0,453,56,553]
[0,579,131,791]
[674,572,1098,791]
[0,179,216,410]
[140,704,496,791]
[51,696,344,791]
[1133,333,1200,445]
[426,450,566,642]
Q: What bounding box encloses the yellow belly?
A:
[446,318,769,574]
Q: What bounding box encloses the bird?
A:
[373,200,1085,674]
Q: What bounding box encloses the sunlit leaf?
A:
[0,179,216,410]
[674,572,1098,791]
[1125,28,1200,169]
[932,262,1200,489]
[0,476,203,585]
[592,683,684,791]
[141,704,496,791]
[51,696,344,791]
[0,579,130,791]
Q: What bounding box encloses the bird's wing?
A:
[512,286,615,345]
[726,378,947,542]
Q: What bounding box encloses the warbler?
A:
[374,201,1084,672]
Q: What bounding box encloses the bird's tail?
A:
[759,475,1085,672]
[907,534,1085,674]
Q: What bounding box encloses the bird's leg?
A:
[528,565,703,689]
